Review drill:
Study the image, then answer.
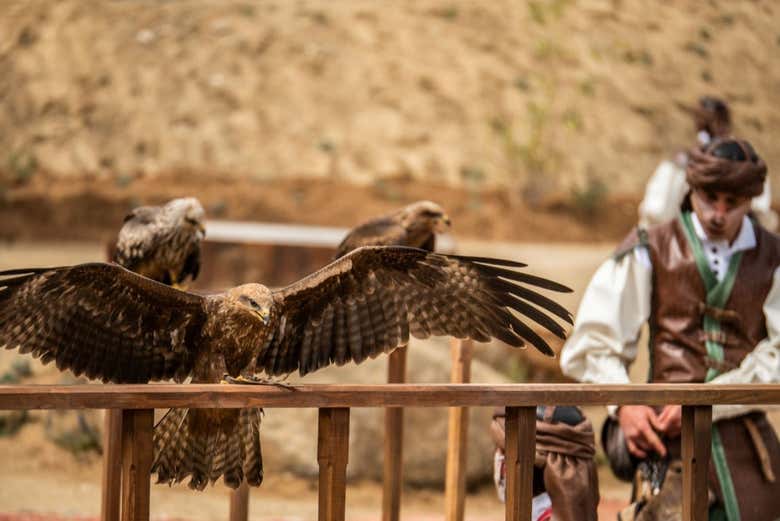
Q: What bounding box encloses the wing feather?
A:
[261,246,572,376]
[0,263,207,383]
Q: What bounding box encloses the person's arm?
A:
[559,247,652,386]
[750,178,779,232]
[561,248,668,457]
[707,266,780,422]
[638,160,689,227]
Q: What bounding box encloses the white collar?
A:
[690,212,756,253]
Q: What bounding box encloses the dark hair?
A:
[699,96,729,117]
[695,96,731,137]
[708,138,758,163]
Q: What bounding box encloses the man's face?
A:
[690,189,751,242]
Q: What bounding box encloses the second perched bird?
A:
[114,197,206,287]
[335,201,450,258]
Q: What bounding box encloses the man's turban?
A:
[686,138,766,198]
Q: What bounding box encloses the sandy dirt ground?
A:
[0,240,777,520]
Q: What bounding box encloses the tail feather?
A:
[152,407,263,490]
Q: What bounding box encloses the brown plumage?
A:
[334,201,450,258]
[114,197,206,286]
[0,246,572,489]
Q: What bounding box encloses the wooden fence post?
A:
[318,407,351,521]
[444,339,474,521]
[121,409,154,521]
[229,482,250,521]
[101,409,123,521]
[382,346,407,521]
[504,406,536,521]
[681,405,712,521]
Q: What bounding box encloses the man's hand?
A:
[655,405,682,439]
[617,405,667,458]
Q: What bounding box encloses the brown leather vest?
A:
[634,218,780,383]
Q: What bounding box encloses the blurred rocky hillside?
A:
[1,0,778,205]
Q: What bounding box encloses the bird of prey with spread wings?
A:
[334,201,450,258]
[0,246,572,490]
[114,197,206,287]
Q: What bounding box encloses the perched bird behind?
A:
[114,197,206,287]
[0,246,572,490]
[334,201,450,258]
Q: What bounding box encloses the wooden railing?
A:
[1,383,779,521]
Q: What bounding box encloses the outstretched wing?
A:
[334,218,408,259]
[259,246,573,376]
[0,263,207,383]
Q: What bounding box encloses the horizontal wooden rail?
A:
[2,383,777,521]
[0,383,778,410]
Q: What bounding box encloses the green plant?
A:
[7,150,37,184]
[372,179,402,202]
[318,139,335,153]
[431,6,458,20]
[533,39,560,61]
[506,356,530,382]
[52,428,102,455]
[115,173,134,188]
[514,77,531,92]
[578,77,596,97]
[0,411,28,436]
[46,411,102,456]
[684,41,709,58]
[562,108,583,132]
[570,176,608,217]
[237,4,255,17]
[528,0,571,25]
[11,359,31,379]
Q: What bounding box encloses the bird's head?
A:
[400,201,451,234]
[228,284,273,325]
[164,197,206,239]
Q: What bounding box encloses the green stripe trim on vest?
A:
[712,426,741,521]
[681,212,718,289]
[704,252,743,382]
[679,212,743,521]
[679,213,744,379]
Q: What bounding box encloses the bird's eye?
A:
[239,295,261,309]
[185,218,200,226]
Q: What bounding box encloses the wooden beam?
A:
[681,405,712,521]
[444,339,474,521]
[229,482,250,521]
[504,407,536,521]
[318,408,350,521]
[382,347,407,521]
[101,409,123,521]
[121,409,154,521]
[0,384,779,410]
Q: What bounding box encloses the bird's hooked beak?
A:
[185,217,206,239]
[255,308,271,325]
[435,214,451,233]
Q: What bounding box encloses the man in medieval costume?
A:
[638,96,777,231]
[562,137,780,520]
